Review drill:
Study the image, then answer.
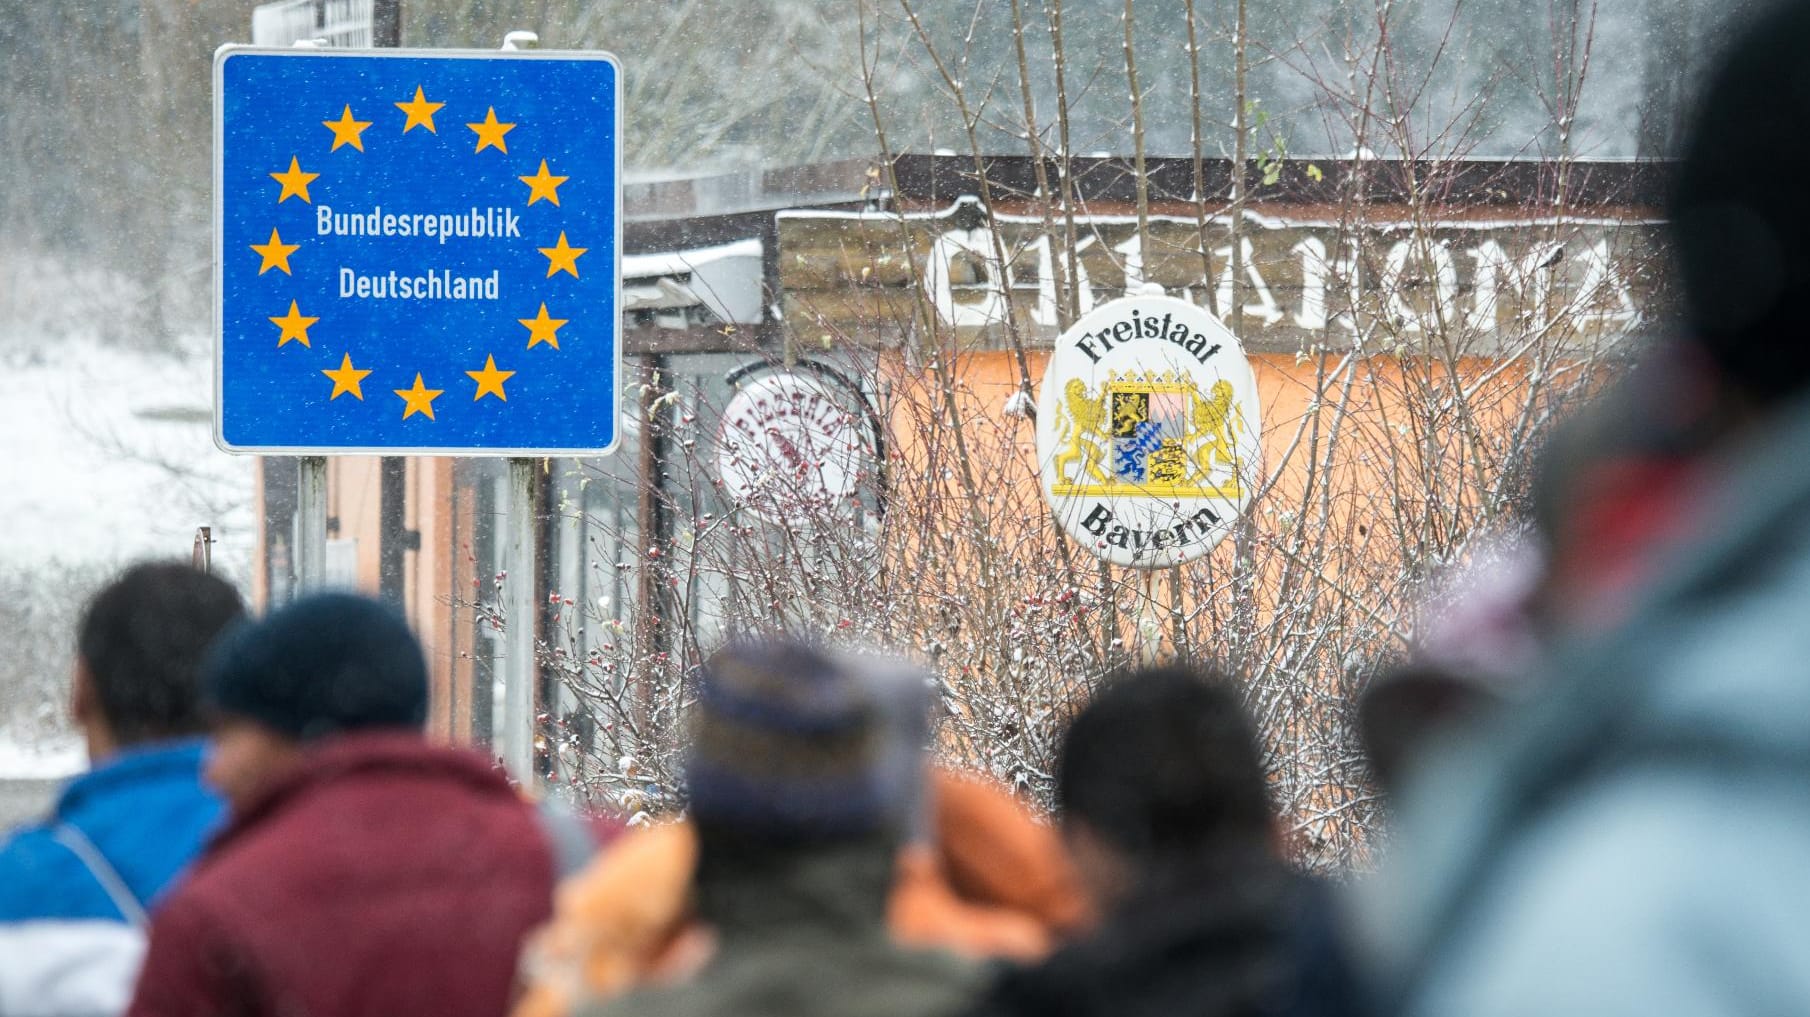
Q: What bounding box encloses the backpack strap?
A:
[51,823,148,929]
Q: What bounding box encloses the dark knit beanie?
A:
[1670,1,1810,404]
[686,640,892,842]
[202,592,428,741]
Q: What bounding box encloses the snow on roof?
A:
[622,238,765,324]
[623,237,762,280]
[776,199,1660,231]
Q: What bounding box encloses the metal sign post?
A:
[1136,571,1162,665]
[503,457,537,781]
[297,457,328,590]
[192,526,217,574]
[214,46,623,783]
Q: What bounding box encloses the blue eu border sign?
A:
[213,47,622,455]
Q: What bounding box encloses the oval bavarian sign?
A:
[1036,294,1262,568]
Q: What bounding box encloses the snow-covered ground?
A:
[0,337,254,574]
[0,736,84,781]
[1,253,253,779]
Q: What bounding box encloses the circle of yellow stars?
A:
[252,85,587,422]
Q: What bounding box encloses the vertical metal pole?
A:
[1136,569,1162,666]
[379,458,407,605]
[502,457,537,784]
[634,356,669,732]
[373,0,403,47]
[296,456,328,592]
[192,527,213,574]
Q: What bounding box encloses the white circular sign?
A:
[717,370,872,526]
[1036,295,1262,568]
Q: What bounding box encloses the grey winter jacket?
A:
[1359,395,1810,1017]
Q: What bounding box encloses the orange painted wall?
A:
[881,344,1540,645]
[320,457,468,743]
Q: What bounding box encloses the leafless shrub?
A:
[471,0,1647,872]
[0,562,111,753]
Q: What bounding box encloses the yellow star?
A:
[519,160,568,206]
[467,107,516,154]
[268,301,318,348]
[269,157,319,204]
[322,105,373,152]
[394,86,444,133]
[322,353,373,401]
[394,374,444,420]
[466,355,516,401]
[250,228,300,275]
[517,303,568,349]
[539,232,586,278]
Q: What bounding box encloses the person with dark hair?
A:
[0,561,244,1017]
[967,666,1355,1017]
[1058,666,1274,888]
[1358,4,1810,1014]
[576,639,982,1017]
[124,592,555,1017]
[1357,662,1500,796]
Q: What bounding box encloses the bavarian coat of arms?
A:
[1036,294,1261,568]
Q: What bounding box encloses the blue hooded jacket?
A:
[0,739,222,1015]
[1359,391,1810,1017]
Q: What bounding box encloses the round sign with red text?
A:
[717,370,873,526]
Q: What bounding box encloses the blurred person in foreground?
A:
[966,666,1355,1017]
[573,640,985,1017]
[125,592,554,1017]
[1358,334,1731,793]
[514,652,1085,1017]
[1359,3,1810,1013]
[0,562,242,1017]
[1357,535,1544,797]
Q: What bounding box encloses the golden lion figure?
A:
[1190,381,1243,483]
[1053,379,1110,485]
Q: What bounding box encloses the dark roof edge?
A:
[887,153,1675,208]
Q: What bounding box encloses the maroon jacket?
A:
[126,732,554,1017]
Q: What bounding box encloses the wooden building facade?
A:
[249,153,1672,762]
